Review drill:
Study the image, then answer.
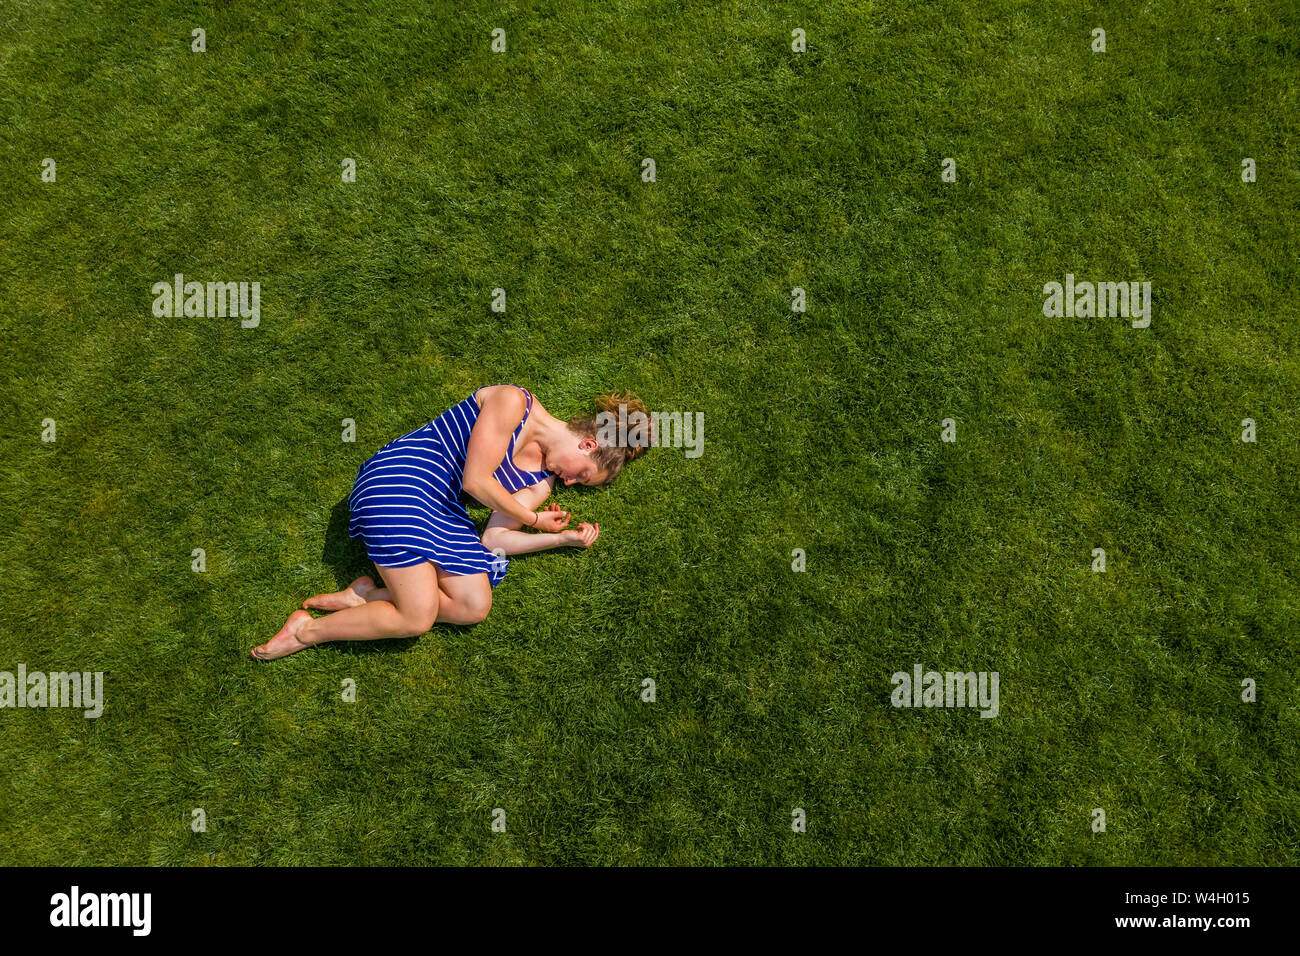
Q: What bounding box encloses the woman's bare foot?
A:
[302,576,377,611]
[251,610,316,661]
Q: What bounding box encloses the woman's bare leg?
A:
[433,569,492,625]
[304,566,489,626]
[252,562,439,660]
[302,575,388,610]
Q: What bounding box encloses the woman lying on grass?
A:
[252,384,650,660]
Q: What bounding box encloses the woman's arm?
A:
[462,387,568,531]
[482,483,600,555]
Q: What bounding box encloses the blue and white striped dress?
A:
[347,385,553,586]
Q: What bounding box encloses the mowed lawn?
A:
[0,0,1296,865]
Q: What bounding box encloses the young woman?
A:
[252,384,650,660]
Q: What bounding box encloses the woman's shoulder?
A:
[473,383,529,412]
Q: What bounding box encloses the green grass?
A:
[0,0,1297,865]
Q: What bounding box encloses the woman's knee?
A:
[444,578,492,625]
[379,561,440,635]
[390,591,438,635]
[461,588,492,624]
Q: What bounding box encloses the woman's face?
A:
[546,436,605,486]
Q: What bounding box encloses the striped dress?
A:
[347,385,553,586]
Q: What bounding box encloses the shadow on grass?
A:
[321,495,372,590]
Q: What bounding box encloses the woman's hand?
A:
[531,502,571,533]
[561,522,600,548]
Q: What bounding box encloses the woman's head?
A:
[549,391,652,486]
